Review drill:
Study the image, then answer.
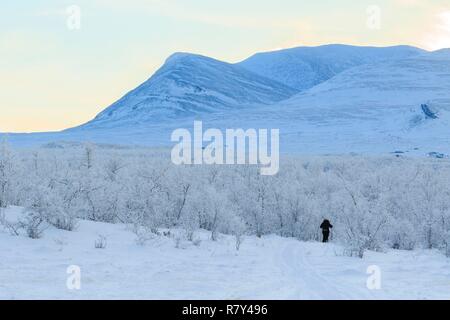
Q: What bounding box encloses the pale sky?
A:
[2,0,450,132]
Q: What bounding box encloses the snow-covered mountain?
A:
[6,45,450,155]
[78,53,297,130]
[214,48,450,154]
[237,44,425,91]
[76,45,425,130]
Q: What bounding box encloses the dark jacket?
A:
[320,220,333,232]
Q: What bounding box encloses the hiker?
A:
[320,219,333,243]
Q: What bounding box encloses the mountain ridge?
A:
[75,44,426,131]
[237,44,426,90]
[78,52,297,130]
[6,44,450,156]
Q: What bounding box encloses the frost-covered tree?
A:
[4,143,450,256]
[0,138,13,208]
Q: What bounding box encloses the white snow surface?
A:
[1,207,449,300]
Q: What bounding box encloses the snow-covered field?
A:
[1,207,449,300]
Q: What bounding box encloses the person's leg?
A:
[323,231,329,242]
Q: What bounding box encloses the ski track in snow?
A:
[278,240,371,300]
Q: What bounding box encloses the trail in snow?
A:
[277,240,374,299]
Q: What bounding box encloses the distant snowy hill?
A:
[72,45,425,131]
[212,49,450,154]
[237,44,425,91]
[6,45,450,155]
[78,53,296,130]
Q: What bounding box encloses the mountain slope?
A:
[216,49,450,154]
[6,46,450,156]
[76,45,425,131]
[238,44,425,91]
[79,53,297,130]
